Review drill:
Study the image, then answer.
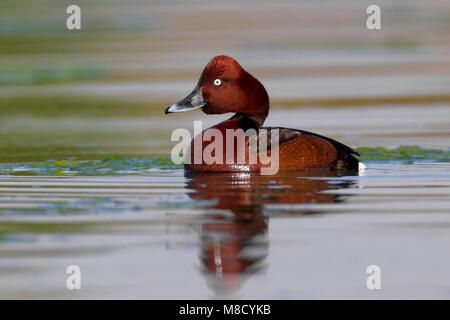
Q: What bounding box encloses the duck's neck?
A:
[229,112,267,130]
[232,99,269,129]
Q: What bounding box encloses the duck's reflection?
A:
[185,170,355,296]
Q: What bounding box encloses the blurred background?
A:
[1,0,449,163]
[1,0,450,300]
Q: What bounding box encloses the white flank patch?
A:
[359,162,367,171]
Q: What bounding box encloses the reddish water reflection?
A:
[185,170,355,295]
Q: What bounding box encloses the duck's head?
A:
[165,55,269,125]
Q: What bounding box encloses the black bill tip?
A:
[164,88,206,114]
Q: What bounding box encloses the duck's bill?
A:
[164,88,206,114]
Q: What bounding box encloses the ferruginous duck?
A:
[165,55,361,173]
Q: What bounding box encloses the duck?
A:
[165,55,361,173]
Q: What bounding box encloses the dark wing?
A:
[295,129,359,156]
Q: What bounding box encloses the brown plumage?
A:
[165,55,360,172]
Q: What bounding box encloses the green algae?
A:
[0,155,182,176]
[356,146,450,163]
[0,146,448,176]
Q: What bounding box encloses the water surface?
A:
[0,153,449,299]
[1,0,449,299]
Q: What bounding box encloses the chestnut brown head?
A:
[165,56,269,121]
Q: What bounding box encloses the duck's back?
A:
[184,122,360,173]
[261,127,360,171]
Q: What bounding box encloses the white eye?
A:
[214,79,222,86]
